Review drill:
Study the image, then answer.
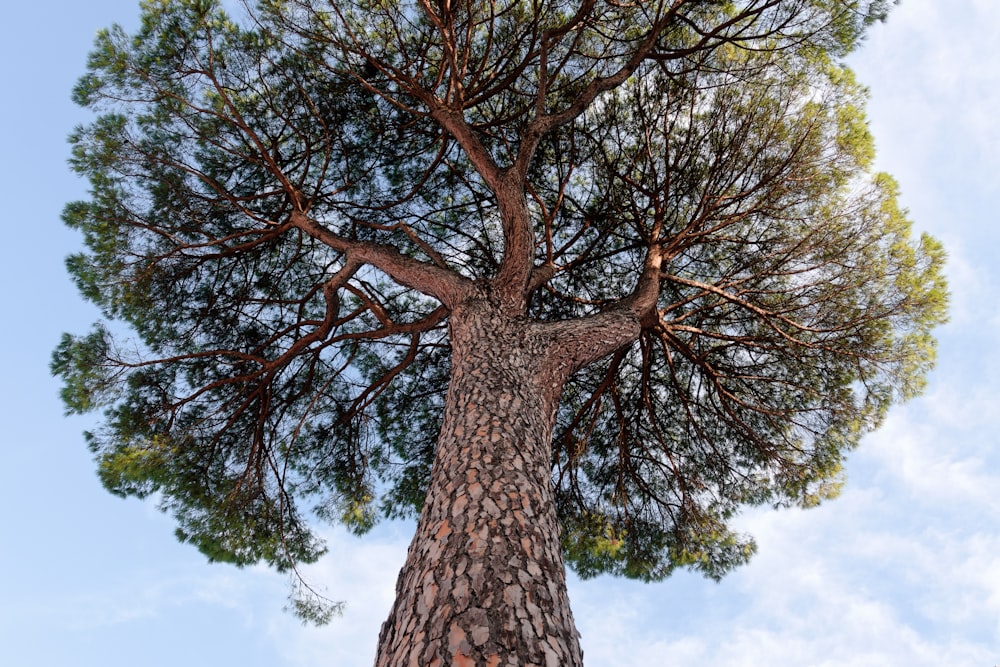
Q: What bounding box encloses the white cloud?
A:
[265,523,410,667]
[563,475,998,666]
[20,567,281,633]
[863,412,998,515]
[853,0,1000,206]
[930,238,991,329]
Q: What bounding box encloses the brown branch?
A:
[289,210,472,308]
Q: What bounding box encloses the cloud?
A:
[565,475,998,666]
[931,239,993,329]
[853,1,1000,213]
[5,565,280,634]
[862,408,999,515]
[265,523,410,667]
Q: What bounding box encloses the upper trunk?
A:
[374,295,621,667]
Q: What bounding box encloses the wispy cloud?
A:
[855,1,1000,198]
[265,524,410,667]
[2,566,280,634]
[567,472,998,666]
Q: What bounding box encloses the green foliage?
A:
[57,0,940,616]
[546,47,946,580]
[52,327,118,414]
[285,575,343,626]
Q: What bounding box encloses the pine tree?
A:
[55,1,946,663]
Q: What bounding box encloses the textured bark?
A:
[374,295,639,667]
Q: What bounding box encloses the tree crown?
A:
[55,0,943,618]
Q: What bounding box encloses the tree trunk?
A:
[374,296,590,667]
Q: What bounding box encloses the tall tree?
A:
[55,0,946,664]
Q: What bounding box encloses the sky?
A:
[1,2,997,666]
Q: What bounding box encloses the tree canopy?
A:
[55,0,944,623]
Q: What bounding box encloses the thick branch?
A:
[527,262,558,294]
[427,107,503,190]
[624,247,666,325]
[489,172,536,313]
[290,210,473,308]
[537,244,663,376]
[539,309,642,379]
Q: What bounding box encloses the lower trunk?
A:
[374,298,585,667]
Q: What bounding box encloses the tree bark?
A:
[374,295,629,667]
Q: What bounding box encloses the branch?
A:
[538,241,665,375]
[512,1,684,178]
[489,171,536,313]
[622,246,665,325]
[539,308,641,379]
[425,107,503,190]
[289,210,472,308]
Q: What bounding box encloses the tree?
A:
[54,0,946,664]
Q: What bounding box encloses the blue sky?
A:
[1,2,997,665]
